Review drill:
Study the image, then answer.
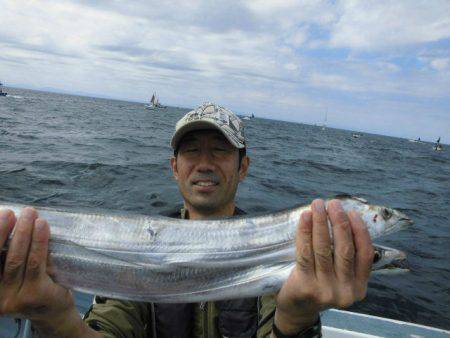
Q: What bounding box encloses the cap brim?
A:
[171,120,245,150]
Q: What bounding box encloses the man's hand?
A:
[273,199,374,335]
[0,207,100,338]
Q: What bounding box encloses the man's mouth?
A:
[193,180,219,187]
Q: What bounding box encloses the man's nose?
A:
[196,150,215,171]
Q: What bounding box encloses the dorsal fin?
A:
[333,194,368,204]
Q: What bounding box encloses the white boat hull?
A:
[145,104,166,110]
[322,309,450,337]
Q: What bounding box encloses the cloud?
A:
[0,0,449,141]
[329,1,450,50]
[430,58,449,71]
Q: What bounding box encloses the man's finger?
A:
[311,199,333,276]
[328,200,355,283]
[0,209,17,279]
[3,208,37,286]
[295,210,314,273]
[0,210,16,246]
[25,218,50,281]
[349,210,373,300]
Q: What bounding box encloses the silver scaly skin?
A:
[0,195,412,303]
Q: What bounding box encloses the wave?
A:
[28,160,167,174]
[32,193,62,203]
[38,178,65,186]
[271,158,367,175]
[0,167,26,174]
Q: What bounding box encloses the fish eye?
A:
[382,208,392,220]
[373,250,381,263]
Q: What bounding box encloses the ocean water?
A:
[0,87,449,335]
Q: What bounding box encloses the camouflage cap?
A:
[171,102,246,150]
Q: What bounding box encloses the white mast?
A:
[322,109,327,130]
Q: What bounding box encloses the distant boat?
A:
[145,93,166,110]
[409,137,423,143]
[352,133,362,139]
[242,113,255,120]
[433,137,443,151]
[0,82,7,96]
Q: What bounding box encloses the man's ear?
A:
[170,156,178,180]
[238,156,250,181]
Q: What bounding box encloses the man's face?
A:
[170,129,249,215]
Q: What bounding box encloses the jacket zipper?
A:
[200,302,208,338]
[150,303,157,338]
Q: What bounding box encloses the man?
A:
[0,103,373,337]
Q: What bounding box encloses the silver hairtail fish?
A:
[0,195,412,303]
[372,244,409,274]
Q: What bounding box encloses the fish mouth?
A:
[385,257,409,270]
[384,217,413,236]
[399,217,414,226]
[401,217,413,223]
[393,208,414,228]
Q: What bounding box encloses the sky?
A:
[1,0,449,142]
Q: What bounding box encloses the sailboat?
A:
[0,82,7,96]
[145,93,166,110]
[433,137,443,151]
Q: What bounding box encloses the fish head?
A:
[371,244,410,274]
[372,244,407,271]
[335,195,413,238]
[364,204,413,237]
